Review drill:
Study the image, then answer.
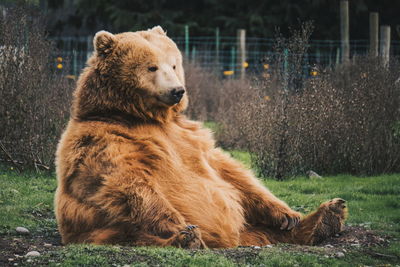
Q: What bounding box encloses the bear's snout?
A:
[157,87,185,106]
[170,87,185,104]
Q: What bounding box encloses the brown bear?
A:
[55,26,347,248]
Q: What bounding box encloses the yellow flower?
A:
[223,70,234,76]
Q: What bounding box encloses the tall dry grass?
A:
[0,5,73,171]
[185,24,400,179]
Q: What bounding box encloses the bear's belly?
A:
[160,170,245,248]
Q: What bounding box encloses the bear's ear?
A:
[149,26,167,36]
[94,31,116,57]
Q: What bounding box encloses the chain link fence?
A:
[51,35,400,78]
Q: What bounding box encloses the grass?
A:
[1,158,400,266]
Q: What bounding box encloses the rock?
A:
[325,244,333,248]
[15,227,29,234]
[307,170,322,179]
[43,243,52,247]
[25,251,40,257]
[253,246,261,249]
[265,245,273,248]
[336,252,345,258]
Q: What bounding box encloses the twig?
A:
[366,251,398,259]
[0,140,22,173]
[0,158,50,170]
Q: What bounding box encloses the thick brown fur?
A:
[55,27,348,248]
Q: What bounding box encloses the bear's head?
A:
[72,26,188,123]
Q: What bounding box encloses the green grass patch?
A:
[1,163,400,266]
[0,168,57,235]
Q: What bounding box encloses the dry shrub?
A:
[209,23,400,179]
[0,5,73,171]
[184,62,222,121]
[184,62,255,148]
[215,58,400,179]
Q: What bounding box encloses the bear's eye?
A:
[148,66,158,72]
[173,65,176,70]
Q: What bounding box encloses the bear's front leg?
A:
[209,148,301,230]
[256,197,302,231]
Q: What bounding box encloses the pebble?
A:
[43,243,52,247]
[25,251,40,257]
[335,234,340,237]
[336,252,345,258]
[325,244,333,248]
[15,227,29,234]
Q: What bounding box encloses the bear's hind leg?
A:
[297,198,348,245]
[240,198,348,246]
[267,198,348,245]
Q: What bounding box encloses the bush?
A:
[0,5,73,171]
[216,58,400,179]
[188,23,400,179]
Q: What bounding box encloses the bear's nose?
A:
[170,87,185,103]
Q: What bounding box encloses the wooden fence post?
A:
[369,12,379,57]
[380,25,391,67]
[340,0,350,64]
[236,29,246,79]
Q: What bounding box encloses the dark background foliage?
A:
[4,0,398,40]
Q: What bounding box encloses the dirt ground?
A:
[0,225,391,266]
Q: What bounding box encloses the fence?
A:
[51,35,400,78]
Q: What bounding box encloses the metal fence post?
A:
[184,25,189,58]
[230,46,236,75]
[215,27,220,69]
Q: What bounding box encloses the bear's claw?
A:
[186,225,198,230]
[174,225,206,249]
[280,214,301,230]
